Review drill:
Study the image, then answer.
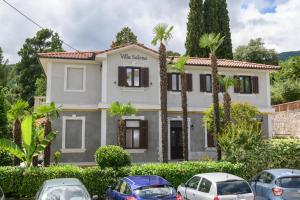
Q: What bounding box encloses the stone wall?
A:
[271,109,300,138]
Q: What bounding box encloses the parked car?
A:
[177,172,254,200]
[250,169,300,200]
[36,178,93,200]
[0,186,4,200]
[106,175,177,200]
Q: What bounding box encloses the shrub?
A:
[0,150,12,166]
[95,145,131,168]
[53,151,61,165]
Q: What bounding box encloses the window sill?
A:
[61,148,86,153]
[126,149,147,153]
[64,89,86,93]
[169,91,181,95]
[120,87,147,92]
[237,93,256,97]
[205,147,217,152]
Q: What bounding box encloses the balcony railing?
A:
[272,100,300,112]
[34,96,46,107]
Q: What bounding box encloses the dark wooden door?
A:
[170,126,183,160]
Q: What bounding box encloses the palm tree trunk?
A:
[44,119,52,166]
[181,73,189,161]
[210,53,222,160]
[13,119,21,166]
[159,42,168,163]
[223,92,231,127]
[118,119,126,148]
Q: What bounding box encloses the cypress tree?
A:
[203,0,233,59]
[0,88,8,139]
[185,0,206,57]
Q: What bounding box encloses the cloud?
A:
[0,0,299,64]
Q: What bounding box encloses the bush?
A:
[0,150,12,166]
[95,145,131,168]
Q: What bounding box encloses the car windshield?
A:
[217,180,252,195]
[135,185,175,199]
[41,185,89,200]
[277,177,300,188]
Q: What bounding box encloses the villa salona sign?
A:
[120,54,148,60]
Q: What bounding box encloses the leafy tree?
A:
[200,33,224,160]
[34,102,60,166]
[234,38,278,65]
[185,0,206,57]
[0,47,9,87]
[171,56,190,161]
[218,75,236,126]
[151,23,173,163]
[7,100,30,165]
[35,76,46,96]
[203,0,233,59]
[15,29,63,106]
[166,51,181,57]
[0,115,56,167]
[0,88,8,139]
[108,102,137,147]
[111,27,138,48]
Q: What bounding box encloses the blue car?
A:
[250,169,300,200]
[106,175,177,200]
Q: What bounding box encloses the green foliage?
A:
[95,145,131,169]
[218,75,236,91]
[166,51,181,57]
[0,115,57,167]
[0,162,244,198]
[53,151,61,165]
[0,47,9,87]
[199,33,225,55]
[0,88,8,138]
[34,76,46,96]
[0,149,12,166]
[204,102,260,133]
[234,38,278,65]
[15,29,63,106]
[171,56,190,73]
[112,27,138,48]
[151,24,174,46]
[34,102,60,119]
[185,0,206,57]
[7,100,29,122]
[108,102,137,117]
[203,0,233,59]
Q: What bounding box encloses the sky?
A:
[0,0,299,64]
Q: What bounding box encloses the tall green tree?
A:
[152,23,173,163]
[111,27,138,48]
[203,0,233,59]
[185,0,206,57]
[200,33,225,160]
[171,56,190,161]
[0,47,9,87]
[234,38,278,65]
[0,88,8,139]
[16,29,63,106]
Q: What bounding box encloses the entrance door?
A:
[170,121,183,160]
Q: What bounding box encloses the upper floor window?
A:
[234,75,259,94]
[167,73,193,92]
[125,120,148,149]
[118,67,149,87]
[64,65,86,92]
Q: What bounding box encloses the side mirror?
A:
[92,195,99,200]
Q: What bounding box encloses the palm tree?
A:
[218,75,236,127]
[7,100,29,166]
[0,115,57,167]
[34,102,60,166]
[171,56,190,161]
[200,33,225,160]
[151,23,173,163]
[108,102,137,147]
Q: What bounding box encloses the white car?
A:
[177,173,254,200]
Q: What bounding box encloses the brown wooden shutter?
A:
[252,76,259,94]
[200,74,206,92]
[234,75,240,93]
[140,120,148,149]
[187,73,193,91]
[118,67,126,86]
[141,68,149,87]
[167,73,172,91]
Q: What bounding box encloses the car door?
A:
[185,176,201,200]
[196,178,213,200]
[254,172,274,200]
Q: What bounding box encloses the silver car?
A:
[0,186,4,200]
[36,178,92,200]
[177,173,254,200]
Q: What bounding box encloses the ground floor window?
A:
[125,119,148,149]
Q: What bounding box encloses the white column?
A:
[101,60,108,146]
[266,72,271,107]
[101,109,107,146]
[46,62,52,103]
[268,115,273,138]
[158,111,162,162]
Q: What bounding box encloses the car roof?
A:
[124,175,170,190]
[43,178,83,188]
[264,169,300,178]
[195,173,244,183]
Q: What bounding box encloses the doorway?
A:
[170,120,183,160]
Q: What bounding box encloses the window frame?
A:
[64,65,86,92]
[198,178,212,193]
[169,73,181,92]
[125,119,142,149]
[239,76,252,94]
[205,74,212,93]
[258,172,274,184]
[125,67,142,87]
[186,176,201,190]
[61,115,86,153]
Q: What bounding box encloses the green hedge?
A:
[0,161,243,198]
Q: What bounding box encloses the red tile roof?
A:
[38,51,101,60]
[170,56,279,70]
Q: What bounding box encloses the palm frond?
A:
[171,56,190,73]
[199,33,225,54]
[151,23,173,46]
[108,101,137,117]
[0,138,25,161]
[7,100,29,122]
[34,131,57,156]
[218,75,236,91]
